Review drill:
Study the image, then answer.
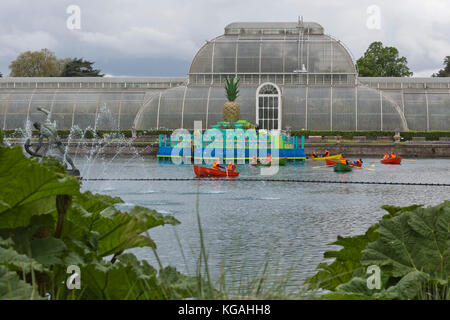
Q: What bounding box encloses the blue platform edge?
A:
[157,147,306,161]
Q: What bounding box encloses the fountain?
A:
[24,107,80,177]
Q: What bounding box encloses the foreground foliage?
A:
[306,203,450,299]
[0,146,203,299]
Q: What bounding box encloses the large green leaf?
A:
[79,254,160,299]
[0,226,66,268]
[331,271,430,300]
[334,277,378,298]
[306,204,424,291]
[0,146,199,300]
[0,236,46,272]
[63,192,180,257]
[78,253,202,300]
[374,271,430,300]
[0,147,80,229]
[0,265,44,300]
[362,202,450,280]
[30,237,66,266]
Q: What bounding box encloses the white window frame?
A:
[256,82,282,132]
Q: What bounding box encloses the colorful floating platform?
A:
[157,133,306,163]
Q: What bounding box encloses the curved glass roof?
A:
[189,21,357,85]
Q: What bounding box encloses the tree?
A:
[60,58,103,77]
[9,49,62,77]
[356,42,413,77]
[432,56,450,77]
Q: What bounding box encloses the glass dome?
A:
[189,21,357,86]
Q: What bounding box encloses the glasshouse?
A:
[0,21,449,131]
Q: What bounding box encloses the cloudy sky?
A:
[0,0,449,77]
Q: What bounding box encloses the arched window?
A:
[256,83,281,131]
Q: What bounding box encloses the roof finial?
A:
[297,16,304,29]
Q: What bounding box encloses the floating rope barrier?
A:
[81,177,450,187]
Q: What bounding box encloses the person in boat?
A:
[353,158,363,166]
[212,160,225,170]
[340,155,349,165]
[312,152,317,159]
[251,154,258,165]
[383,153,389,159]
[390,153,397,158]
[227,162,237,173]
[266,153,273,163]
[323,150,330,157]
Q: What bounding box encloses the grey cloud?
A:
[0,0,448,77]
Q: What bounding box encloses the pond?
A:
[79,156,450,289]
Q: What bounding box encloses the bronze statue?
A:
[25,107,80,176]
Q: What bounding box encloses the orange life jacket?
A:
[391,154,396,158]
[324,150,330,156]
[340,158,348,164]
[212,162,219,169]
[267,155,273,162]
[227,163,235,172]
[384,154,389,159]
[312,152,317,158]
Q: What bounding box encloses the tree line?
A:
[2,48,103,77]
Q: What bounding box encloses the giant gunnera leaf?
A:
[0,147,80,229]
[63,191,180,257]
[362,202,450,289]
[0,265,44,300]
[329,202,450,299]
[306,204,422,291]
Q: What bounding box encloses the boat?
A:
[193,165,239,177]
[251,158,287,166]
[380,157,402,165]
[325,159,362,167]
[312,154,342,161]
[333,163,353,172]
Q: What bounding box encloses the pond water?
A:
[79,156,450,289]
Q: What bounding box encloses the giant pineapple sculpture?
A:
[223,76,240,123]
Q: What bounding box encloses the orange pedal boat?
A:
[380,157,402,165]
[193,165,239,177]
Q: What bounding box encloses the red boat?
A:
[325,159,362,167]
[193,165,239,177]
[380,157,402,165]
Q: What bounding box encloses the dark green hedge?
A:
[2,129,173,139]
[2,128,449,141]
[291,130,450,141]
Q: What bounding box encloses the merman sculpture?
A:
[24,106,80,176]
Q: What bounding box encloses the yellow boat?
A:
[312,154,342,161]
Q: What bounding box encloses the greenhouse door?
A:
[256,83,281,131]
